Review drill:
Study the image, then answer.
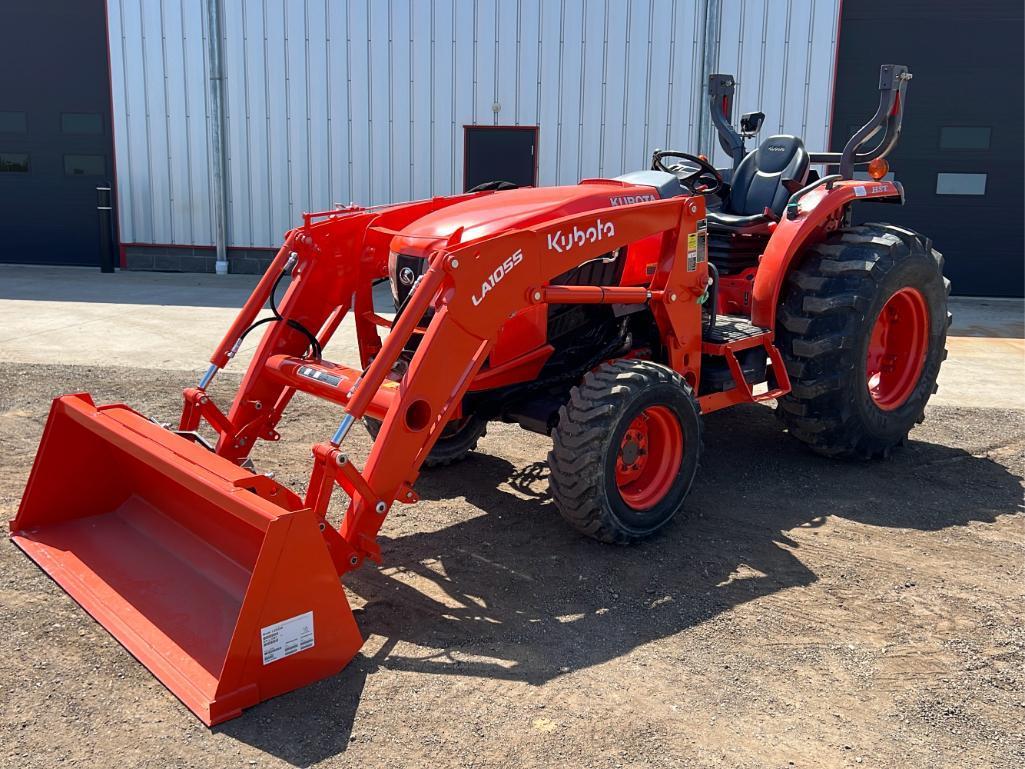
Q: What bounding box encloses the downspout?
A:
[204,0,229,275]
[697,0,722,157]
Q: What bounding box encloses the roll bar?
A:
[811,64,912,177]
[708,64,912,180]
[707,73,745,168]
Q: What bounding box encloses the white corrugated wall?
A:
[106,0,841,249]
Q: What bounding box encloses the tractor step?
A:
[696,315,790,413]
[702,314,770,347]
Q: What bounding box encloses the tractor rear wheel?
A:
[363,413,487,468]
[776,223,950,458]
[548,359,702,544]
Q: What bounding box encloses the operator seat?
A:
[707,135,810,233]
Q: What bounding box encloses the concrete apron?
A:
[1,266,1022,410]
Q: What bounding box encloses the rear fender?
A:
[750,179,902,328]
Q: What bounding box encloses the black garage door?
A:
[832,0,1024,297]
[0,0,116,266]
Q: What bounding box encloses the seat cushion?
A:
[723,135,809,218]
[706,210,774,235]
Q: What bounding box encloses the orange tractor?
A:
[12,65,948,723]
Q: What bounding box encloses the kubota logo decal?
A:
[546,219,616,254]
[472,249,524,306]
[610,194,655,206]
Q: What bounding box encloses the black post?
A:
[97,183,116,273]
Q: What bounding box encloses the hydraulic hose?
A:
[236,260,323,360]
[705,262,719,331]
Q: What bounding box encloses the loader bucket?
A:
[10,394,363,725]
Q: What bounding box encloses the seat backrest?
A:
[725,135,809,217]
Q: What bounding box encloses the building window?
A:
[64,154,105,176]
[935,172,987,196]
[61,112,103,134]
[939,126,991,150]
[0,153,29,172]
[0,111,27,133]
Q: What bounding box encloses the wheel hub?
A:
[619,429,645,469]
[866,287,930,410]
[615,406,684,511]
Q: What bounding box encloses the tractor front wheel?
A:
[776,223,950,458]
[549,360,702,544]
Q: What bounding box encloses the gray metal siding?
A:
[107,0,841,248]
[713,0,841,164]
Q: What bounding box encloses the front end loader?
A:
[11,64,948,724]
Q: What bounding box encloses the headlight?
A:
[387,252,428,309]
[387,250,401,304]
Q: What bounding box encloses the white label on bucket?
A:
[261,611,315,665]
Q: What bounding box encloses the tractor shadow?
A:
[222,403,1023,766]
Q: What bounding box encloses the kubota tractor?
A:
[12,64,948,724]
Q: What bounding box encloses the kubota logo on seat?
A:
[546,219,616,254]
[472,249,524,306]
[767,145,786,152]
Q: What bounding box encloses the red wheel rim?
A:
[866,287,930,410]
[615,406,684,510]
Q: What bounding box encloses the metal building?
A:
[1,0,1021,295]
[104,0,840,258]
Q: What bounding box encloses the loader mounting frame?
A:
[181,193,709,575]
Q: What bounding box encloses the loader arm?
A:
[183,193,706,573]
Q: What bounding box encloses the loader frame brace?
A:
[180,193,708,576]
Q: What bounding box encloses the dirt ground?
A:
[0,362,1022,769]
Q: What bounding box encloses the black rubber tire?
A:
[775,223,951,459]
[548,359,702,544]
[363,414,487,468]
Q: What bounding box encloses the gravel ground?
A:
[1,362,1022,769]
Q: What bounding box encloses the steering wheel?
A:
[651,151,724,196]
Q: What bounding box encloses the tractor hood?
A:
[389,179,667,257]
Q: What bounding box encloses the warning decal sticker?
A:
[686,232,699,271]
[261,611,315,665]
